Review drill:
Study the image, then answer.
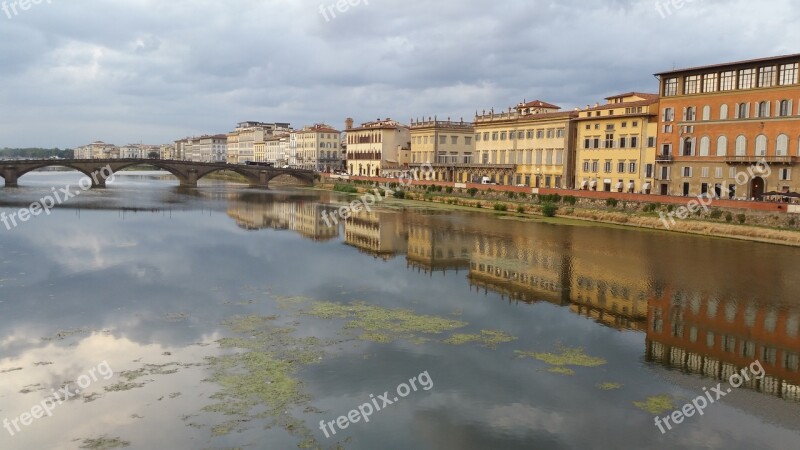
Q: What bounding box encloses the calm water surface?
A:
[1,171,799,450]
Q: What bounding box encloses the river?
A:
[1,171,799,450]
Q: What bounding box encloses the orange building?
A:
[655,54,800,198]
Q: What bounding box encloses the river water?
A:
[1,171,799,450]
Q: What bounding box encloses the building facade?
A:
[473,100,577,187]
[655,54,800,198]
[293,124,342,171]
[74,141,118,159]
[409,118,475,181]
[345,118,410,176]
[226,121,291,164]
[575,93,659,193]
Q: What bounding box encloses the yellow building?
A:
[345,118,411,176]
[575,93,659,193]
[474,100,577,187]
[409,118,475,181]
[293,124,342,171]
[226,121,291,164]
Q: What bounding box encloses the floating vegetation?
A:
[442,330,517,349]
[77,436,130,449]
[202,315,325,448]
[163,313,189,322]
[303,301,467,343]
[42,328,91,341]
[119,363,182,381]
[104,382,146,393]
[275,295,315,310]
[634,395,675,414]
[597,382,623,391]
[515,345,607,374]
[1,367,23,374]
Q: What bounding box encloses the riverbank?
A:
[315,180,800,247]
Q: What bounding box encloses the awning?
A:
[580,180,588,188]
[627,182,635,191]
[589,180,597,188]
[615,182,623,191]
[642,182,651,191]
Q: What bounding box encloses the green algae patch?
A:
[78,436,130,449]
[442,330,517,349]
[597,382,623,391]
[202,315,325,448]
[275,296,315,310]
[516,345,607,373]
[104,382,145,392]
[547,367,576,376]
[634,395,675,414]
[304,301,467,343]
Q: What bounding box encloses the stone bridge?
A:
[0,159,317,188]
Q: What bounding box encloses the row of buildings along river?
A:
[73,53,800,201]
[224,194,800,407]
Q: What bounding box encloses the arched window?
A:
[779,100,792,117]
[758,101,769,118]
[716,136,728,156]
[738,103,748,119]
[720,104,729,120]
[755,134,768,156]
[735,135,747,156]
[699,136,711,156]
[777,134,789,156]
[702,105,711,121]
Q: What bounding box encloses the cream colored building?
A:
[575,93,659,193]
[474,100,577,187]
[265,134,290,166]
[226,121,292,164]
[293,124,342,171]
[345,118,411,176]
[410,118,475,181]
[160,144,176,160]
[74,141,118,159]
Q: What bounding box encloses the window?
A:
[556,129,565,138]
[720,71,736,90]
[584,138,591,149]
[699,136,710,156]
[739,68,756,89]
[715,167,723,178]
[683,167,692,177]
[685,75,701,94]
[617,161,625,173]
[647,137,656,147]
[736,135,747,156]
[475,133,481,142]
[492,132,498,141]
[701,167,709,178]
[756,135,767,156]
[631,137,639,148]
[546,129,555,139]
[629,162,637,173]
[685,106,696,121]
[592,161,599,172]
[605,134,615,148]
[556,150,564,165]
[737,103,749,119]
[619,137,627,149]
[720,104,729,120]
[702,105,711,121]
[646,164,654,178]
[536,129,544,139]
[663,77,678,96]
[777,134,789,156]
[757,101,770,118]
[717,136,728,156]
[779,63,799,85]
[780,168,792,180]
[517,131,524,140]
[451,136,459,145]
[535,149,543,164]
[779,100,792,117]
[759,66,776,87]
[483,132,489,141]
[465,137,472,145]
[499,132,507,141]
[663,107,675,122]
[527,130,534,139]
[546,149,554,165]
[583,161,590,172]
[604,161,612,173]
[632,121,639,127]
[703,73,718,92]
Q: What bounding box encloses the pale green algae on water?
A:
[633,395,676,415]
[515,345,608,375]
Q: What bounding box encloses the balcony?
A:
[655,154,673,163]
[724,155,795,164]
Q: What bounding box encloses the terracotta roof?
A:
[518,100,561,109]
[475,110,578,123]
[578,98,659,114]
[654,53,800,76]
[604,92,659,100]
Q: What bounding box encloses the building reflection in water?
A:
[225,195,800,403]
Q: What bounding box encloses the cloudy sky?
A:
[0,0,798,148]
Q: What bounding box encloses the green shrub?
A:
[474,202,483,208]
[493,203,508,212]
[725,212,733,223]
[789,218,796,227]
[642,203,659,213]
[667,204,675,212]
[736,214,746,224]
[606,198,619,207]
[333,183,358,193]
[709,209,723,219]
[393,190,406,199]
[517,205,525,214]
[539,194,562,204]
[563,195,577,205]
[467,188,479,197]
[506,191,517,199]
[541,202,558,217]
[446,187,454,194]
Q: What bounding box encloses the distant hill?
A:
[0,148,74,159]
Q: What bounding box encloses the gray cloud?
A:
[0,0,797,147]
